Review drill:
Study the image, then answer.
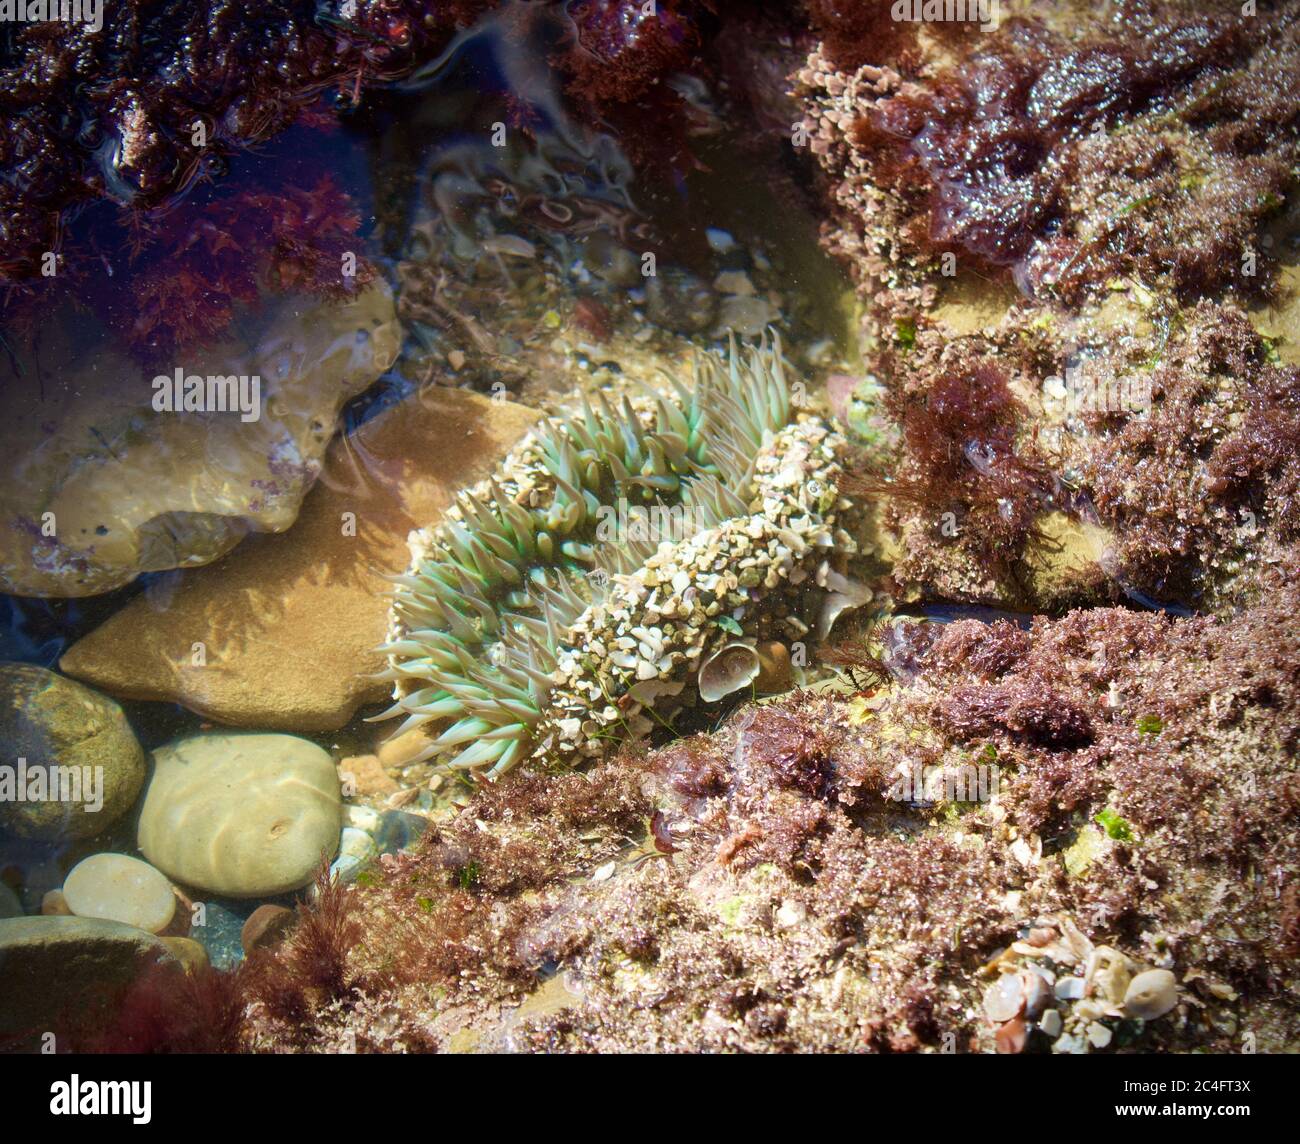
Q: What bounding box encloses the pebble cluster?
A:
[981,913,1183,1054]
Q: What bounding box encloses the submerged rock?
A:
[0,916,176,1046]
[137,733,342,898]
[0,282,399,598]
[0,664,145,844]
[62,853,176,935]
[59,388,537,731]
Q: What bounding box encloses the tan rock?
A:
[60,388,538,730]
[63,853,177,935]
[240,903,297,954]
[161,936,210,974]
[376,727,436,769]
[41,889,71,916]
[338,754,398,798]
[138,732,342,898]
[0,284,399,597]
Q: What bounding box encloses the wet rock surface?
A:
[0,916,177,1049]
[137,733,342,898]
[58,387,538,730]
[0,664,145,844]
[0,283,400,598]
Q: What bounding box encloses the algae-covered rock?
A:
[137,733,341,897]
[0,916,176,1045]
[0,282,399,597]
[0,664,145,843]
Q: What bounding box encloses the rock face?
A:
[137,733,342,898]
[0,664,145,843]
[60,388,539,730]
[62,854,176,934]
[0,282,399,598]
[0,916,175,1045]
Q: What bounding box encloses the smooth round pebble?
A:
[41,890,71,916]
[63,853,176,934]
[240,904,296,954]
[161,936,210,974]
[983,972,1025,1023]
[138,732,341,897]
[1123,969,1178,1020]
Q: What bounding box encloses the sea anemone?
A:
[375,336,849,779]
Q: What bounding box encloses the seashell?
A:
[814,562,873,639]
[698,642,761,703]
[1122,969,1178,1020]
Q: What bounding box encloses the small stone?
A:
[63,853,176,934]
[592,861,616,883]
[984,973,1026,1023]
[995,1015,1028,1054]
[386,787,421,809]
[138,732,342,897]
[1087,1021,1113,1048]
[1039,1008,1063,1038]
[1054,1032,1088,1054]
[1123,969,1178,1020]
[161,936,210,974]
[40,889,72,916]
[240,904,297,954]
[1055,975,1086,1001]
[339,754,399,798]
[1023,971,1053,1019]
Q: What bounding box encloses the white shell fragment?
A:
[698,642,762,703]
[815,561,873,639]
[1122,969,1179,1020]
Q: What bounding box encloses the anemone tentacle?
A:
[381,333,846,779]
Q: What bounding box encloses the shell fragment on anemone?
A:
[378,335,848,779]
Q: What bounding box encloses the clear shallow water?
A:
[0,3,857,953]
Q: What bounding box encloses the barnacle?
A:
[376,335,849,779]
